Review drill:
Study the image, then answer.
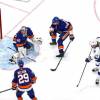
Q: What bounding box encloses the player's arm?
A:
[13,35,17,41]
[27,27,34,39]
[66,22,74,41]
[12,71,17,90]
[49,25,56,36]
[28,69,37,84]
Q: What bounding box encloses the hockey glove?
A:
[69,34,75,41]
[12,86,17,90]
[94,54,100,60]
[31,77,37,84]
[85,56,91,62]
[49,27,54,36]
[98,72,100,75]
[12,82,17,90]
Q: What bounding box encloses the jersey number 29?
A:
[18,73,29,84]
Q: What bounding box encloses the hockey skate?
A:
[92,67,99,73]
[95,78,99,85]
[50,42,57,45]
[9,57,17,64]
[56,53,64,57]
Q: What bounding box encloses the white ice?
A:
[0,0,100,100]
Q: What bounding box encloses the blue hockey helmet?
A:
[52,17,60,23]
[18,60,24,67]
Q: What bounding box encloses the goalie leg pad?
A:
[18,47,26,58]
[9,52,19,64]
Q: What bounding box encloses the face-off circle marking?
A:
[94,0,100,23]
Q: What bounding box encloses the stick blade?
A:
[50,68,56,71]
[76,85,78,87]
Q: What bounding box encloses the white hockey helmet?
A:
[96,37,100,43]
[89,40,97,48]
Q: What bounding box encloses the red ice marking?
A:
[4,0,45,37]
[0,1,29,13]
[94,0,100,23]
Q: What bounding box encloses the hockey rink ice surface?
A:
[0,0,100,100]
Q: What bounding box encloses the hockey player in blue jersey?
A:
[13,26,34,51]
[9,26,42,64]
[12,60,37,100]
[9,26,34,63]
[49,17,74,57]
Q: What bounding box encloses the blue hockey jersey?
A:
[12,68,37,89]
[13,27,34,47]
[51,19,70,33]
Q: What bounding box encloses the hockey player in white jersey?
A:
[85,37,100,72]
[85,37,100,85]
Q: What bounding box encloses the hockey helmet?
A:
[20,26,27,32]
[18,60,24,67]
[52,17,60,24]
[89,40,97,48]
[96,37,100,43]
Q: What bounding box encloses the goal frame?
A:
[0,8,2,39]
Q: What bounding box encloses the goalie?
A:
[9,26,42,64]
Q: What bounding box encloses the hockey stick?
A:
[76,48,92,87]
[7,47,36,62]
[50,40,72,71]
[0,88,12,93]
[21,51,36,62]
[7,47,16,52]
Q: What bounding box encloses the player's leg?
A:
[50,32,57,45]
[13,43,18,51]
[24,41,33,49]
[92,62,100,73]
[24,41,33,55]
[9,46,26,64]
[56,32,69,57]
[56,37,64,57]
[9,52,19,64]
[27,88,37,100]
[95,77,100,85]
[18,47,26,58]
[16,90,24,100]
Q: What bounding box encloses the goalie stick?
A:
[76,48,92,87]
[7,47,36,62]
[50,40,72,71]
[0,88,12,93]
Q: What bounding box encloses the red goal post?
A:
[0,8,2,39]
